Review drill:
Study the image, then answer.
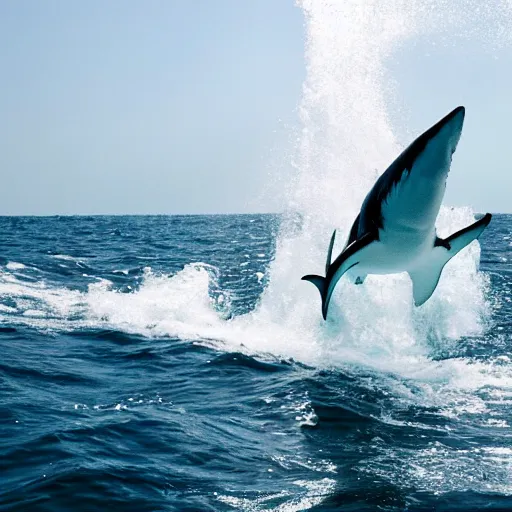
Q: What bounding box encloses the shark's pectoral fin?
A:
[408,258,446,306]
[410,213,492,306]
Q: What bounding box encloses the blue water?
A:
[1,214,511,511]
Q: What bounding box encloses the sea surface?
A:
[0,214,511,511]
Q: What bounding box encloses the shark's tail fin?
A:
[301,274,329,319]
[301,274,326,297]
[408,213,492,306]
[301,230,337,320]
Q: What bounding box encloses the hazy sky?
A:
[0,1,510,215]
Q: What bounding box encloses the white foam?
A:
[51,254,79,261]
[6,262,26,271]
[84,265,228,339]
[217,478,336,512]
[362,441,512,495]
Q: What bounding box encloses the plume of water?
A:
[250,0,512,365]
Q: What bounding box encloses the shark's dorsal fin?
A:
[325,230,336,274]
[345,213,361,250]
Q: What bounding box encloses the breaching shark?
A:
[302,106,492,320]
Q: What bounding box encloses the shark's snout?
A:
[438,106,465,151]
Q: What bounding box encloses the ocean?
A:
[0,213,511,511]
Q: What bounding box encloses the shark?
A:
[302,106,492,320]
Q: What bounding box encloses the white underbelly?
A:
[353,228,434,276]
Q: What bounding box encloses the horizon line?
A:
[0,212,281,218]
[0,211,508,218]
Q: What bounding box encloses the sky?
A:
[0,0,510,215]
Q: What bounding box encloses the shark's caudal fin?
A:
[302,273,329,320]
[301,274,326,303]
[301,231,336,319]
[302,231,377,320]
[409,213,492,306]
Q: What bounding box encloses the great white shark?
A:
[302,106,492,320]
